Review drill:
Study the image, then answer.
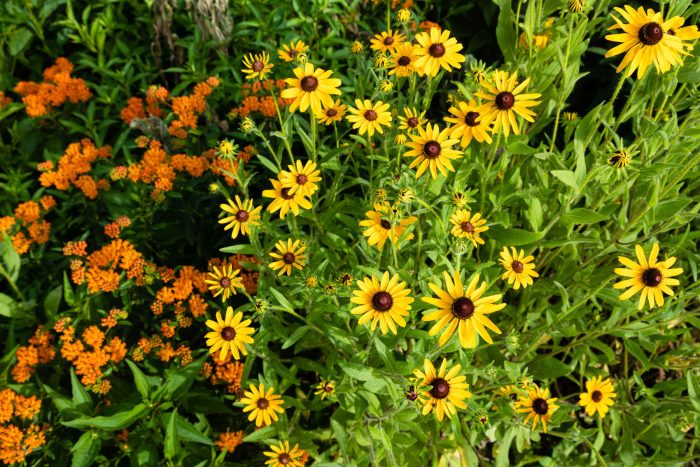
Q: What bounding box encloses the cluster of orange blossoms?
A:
[13,57,91,117]
[38,139,112,199]
[0,91,11,109]
[230,79,292,118]
[0,389,45,465]
[209,145,255,186]
[104,216,132,239]
[131,334,193,366]
[215,431,244,454]
[0,196,55,255]
[201,354,244,394]
[11,327,55,384]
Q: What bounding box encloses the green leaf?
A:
[687,371,700,412]
[70,369,93,413]
[561,208,608,225]
[1,237,20,282]
[43,285,63,319]
[43,384,75,414]
[270,287,294,312]
[219,244,257,255]
[488,226,544,246]
[8,28,33,56]
[71,431,101,467]
[551,170,578,189]
[331,418,349,454]
[0,293,19,318]
[282,326,308,349]
[161,355,206,400]
[339,362,379,382]
[164,413,213,445]
[652,198,691,223]
[164,410,179,460]
[127,360,150,399]
[64,271,76,306]
[527,357,570,379]
[494,0,516,63]
[62,404,149,431]
[242,424,277,442]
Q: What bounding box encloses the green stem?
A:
[549,14,575,153]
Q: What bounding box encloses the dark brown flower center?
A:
[283,252,295,264]
[326,108,337,117]
[406,386,419,401]
[364,109,378,121]
[384,36,394,45]
[289,49,298,57]
[464,111,480,127]
[280,187,294,200]
[278,453,291,465]
[643,268,662,287]
[256,397,269,409]
[398,56,411,66]
[423,141,441,159]
[296,174,308,185]
[380,219,391,230]
[639,22,663,45]
[301,76,318,92]
[221,326,236,341]
[235,210,249,222]
[252,61,264,72]
[591,390,603,403]
[428,43,445,57]
[451,297,475,319]
[430,378,450,399]
[533,398,548,415]
[495,92,515,110]
[323,384,333,392]
[220,277,231,288]
[372,291,393,311]
[512,261,524,273]
[610,155,621,165]
[407,117,419,128]
[460,221,474,233]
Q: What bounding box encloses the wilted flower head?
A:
[397,9,411,23]
[351,41,364,54]
[380,79,393,93]
[374,53,389,69]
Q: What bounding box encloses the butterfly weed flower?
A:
[613,243,682,309]
[269,239,307,276]
[205,307,255,360]
[240,383,284,427]
[281,63,342,114]
[278,40,308,62]
[414,29,465,77]
[359,201,416,250]
[413,358,472,421]
[206,264,245,301]
[242,52,274,80]
[403,123,462,179]
[515,384,559,433]
[579,376,616,418]
[264,441,305,467]
[370,29,405,54]
[219,196,262,239]
[476,70,541,137]
[389,43,420,77]
[499,247,539,290]
[263,176,312,219]
[347,99,392,136]
[444,100,493,148]
[398,107,425,133]
[314,381,335,400]
[350,271,414,335]
[315,99,346,125]
[280,160,321,197]
[449,210,488,247]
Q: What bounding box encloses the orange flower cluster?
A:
[104,216,132,239]
[151,265,209,318]
[119,86,169,125]
[38,139,112,199]
[389,0,413,9]
[209,145,255,186]
[0,389,45,465]
[215,430,244,454]
[13,57,91,117]
[230,79,292,118]
[131,334,192,366]
[0,197,55,255]
[11,327,55,383]
[201,353,244,394]
[209,255,261,294]
[0,91,11,109]
[101,308,128,329]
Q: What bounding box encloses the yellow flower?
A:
[665,15,700,43]
[499,247,539,290]
[346,99,392,136]
[403,123,462,179]
[563,111,578,121]
[374,53,389,69]
[314,381,335,399]
[350,271,414,335]
[269,239,307,276]
[414,29,465,77]
[496,385,520,402]
[262,176,312,219]
[613,243,683,309]
[205,264,245,301]
[413,358,472,421]
[264,441,305,467]
[422,271,505,348]
[281,63,342,114]
[305,275,318,288]
[449,210,488,247]
[568,0,584,13]
[280,160,321,197]
[515,384,559,433]
[395,134,407,145]
[351,40,364,54]
[398,107,425,132]
[359,202,416,250]
[217,139,237,157]
[389,43,421,77]
[476,70,541,137]
[219,196,262,239]
[240,117,255,133]
[397,8,411,23]
[579,376,616,418]
[242,51,274,80]
[370,29,405,54]
[379,79,393,93]
[204,307,255,360]
[315,99,346,125]
[240,383,284,427]
[444,100,493,148]
[278,40,308,62]
[609,148,631,168]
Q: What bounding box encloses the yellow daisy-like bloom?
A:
[370,29,405,54]
[314,381,335,400]
[219,196,262,239]
[204,307,255,360]
[413,358,472,421]
[359,202,417,250]
[278,40,308,62]
[496,385,520,402]
[578,376,616,418]
[515,384,559,433]
[605,6,697,79]
[476,71,541,137]
[350,271,414,335]
[346,99,392,136]
[389,42,421,77]
[665,15,700,43]
[351,40,364,54]
[240,383,285,427]
[281,63,342,114]
[613,243,683,310]
[217,139,236,158]
[499,247,539,290]
[403,123,462,179]
[264,441,305,467]
[398,107,426,132]
[269,239,307,276]
[396,8,411,23]
[609,149,631,168]
[205,264,245,301]
[422,271,506,348]
[315,99,346,125]
[242,51,274,80]
[414,29,465,77]
[568,0,584,13]
[395,134,407,145]
[262,176,312,219]
[280,160,321,197]
[444,100,493,148]
[449,210,488,247]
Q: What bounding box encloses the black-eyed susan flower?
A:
[315,99,346,125]
[269,239,306,276]
[613,243,683,309]
[449,210,488,247]
[263,441,304,467]
[370,29,405,54]
[499,247,539,290]
[217,139,238,158]
[395,134,407,145]
[240,383,284,427]
[579,376,616,418]
[403,123,462,179]
[396,8,411,23]
[563,111,578,121]
[346,99,392,136]
[242,52,274,80]
[609,148,631,168]
[339,273,353,286]
[413,358,472,421]
[452,191,468,208]
[280,160,321,197]
[496,385,520,402]
[281,63,342,114]
[314,381,335,400]
[262,176,312,219]
[219,196,262,239]
[278,40,308,62]
[374,53,389,69]
[444,100,493,148]
[205,307,255,360]
[379,79,393,93]
[476,71,541,137]
[351,40,364,54]
[240,117,255,133]
[470,62,488,84]
[359,202,417,250]
[350,271,414,335]
[389,43,420,77]
[305,275,318,288]
[569,0,584,13]
[398,107,425,132]
[666,15,700,43]
[515,384,559,433]
[206,264,245,301]
[422,271,505,348]
[414,29,465,77]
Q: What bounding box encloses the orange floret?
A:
[215,431,244,454]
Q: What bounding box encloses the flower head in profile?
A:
[403,123,462,179]
[414,29,465,77]
[242,52,274,80]
[515,384,559,433]
[263,175,312,219]
[350,271,414,335]
[205,307,255,360]
[370,29,405,54]
[476,71,541,136]
[281,63,342,114]
[314,381,335,400]
[449,210,488,247]
[397,8,411,23]
[579,376,616,418]
[264,441,305,467]
[269,239,307,276]
[568,0,584,13]
[413,358,472,421]
[280,160,321,197]
[499,247,539,290]
[351,41,364,54]
[219,196,262,239]
[240,383,284,427]
[359,201,417,250]
[346,99,392,136]
[206,264,245,301]
[444,100,493,148]
[278,40,308,62]
[389,43,421,77]
[316,99,346,125]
